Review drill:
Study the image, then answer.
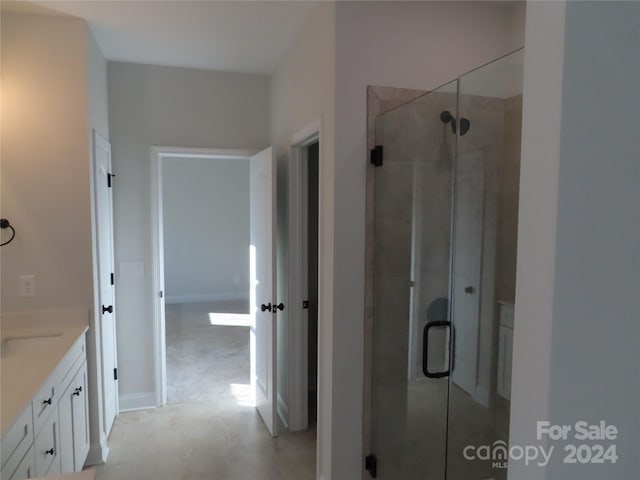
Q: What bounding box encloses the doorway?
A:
[150,147,257,407]
[160,155,251,405]
[286,123,321,435]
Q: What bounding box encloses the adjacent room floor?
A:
[94,301,316,480]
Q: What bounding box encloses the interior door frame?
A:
[150,146,257,406]
[287,120,321,432]
[87,129,112,464]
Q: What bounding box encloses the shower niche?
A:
[365,49,524,480]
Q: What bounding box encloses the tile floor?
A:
[94,301,316,480]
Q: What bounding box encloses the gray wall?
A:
[162,157,249,304]
[510,1,640,478]
[108,62,269,407]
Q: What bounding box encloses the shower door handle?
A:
[422,320,452,378]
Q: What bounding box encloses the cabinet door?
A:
[71,362,90,471]
[7,446,35,480]
[34,412,59,477]
[497,325,514,400]
[58,383,75,474]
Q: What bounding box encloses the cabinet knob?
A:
[260,303,272,312]
[45,448,55,456]
[73,386,82,396]
[43,397,52,406]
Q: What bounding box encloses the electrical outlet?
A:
[19,275,35,297]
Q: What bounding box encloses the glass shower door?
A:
[445,49,523,480]
[368,49,524,480]
[369,79,458,480]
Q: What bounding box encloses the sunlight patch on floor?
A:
[230,383,255,407]
[208,312,251,327]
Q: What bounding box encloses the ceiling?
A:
[4,1,317,74]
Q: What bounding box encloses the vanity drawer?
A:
[34,412,59,477]
[55,335,86,396]
[0,404,34,475]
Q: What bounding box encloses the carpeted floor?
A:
[166,300,250,405]
[94,301,316,480]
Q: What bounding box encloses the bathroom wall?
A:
[0,11,93,313]
[269,0,335,442]
[108,61,269,408]
[511,1,640,478]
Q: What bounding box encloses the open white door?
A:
[451,150,484,396]
[93,131,119,436]
[250,147,278,436]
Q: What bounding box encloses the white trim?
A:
[151,146,257,408]
[165,293,249,304]
[277,392,289,430]
[85,436,109,466]
[88,129,107,466]
[287,120,321,432]
[118,393,157,412]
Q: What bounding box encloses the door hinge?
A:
[110,273,115,285]
[113,368,118,380]
[107,172,115,188]
[302,300,309,309]
[370,145,383,167]
[365,454,377,478]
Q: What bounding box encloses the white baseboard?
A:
[85,439,109,466]
[277,392,289,430]
[474,384,490,408]
[119,392,156,412]
[165,293,249,304]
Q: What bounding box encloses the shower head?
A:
[440,110,471,136]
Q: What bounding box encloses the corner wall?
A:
[270,2,336,472]
[510,1,640,478]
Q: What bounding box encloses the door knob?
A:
[464,286,475,294]
[102,304,113,314]
[261,303,272,312]
[275,303,285,311]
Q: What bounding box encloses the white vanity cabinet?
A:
[1,331,89,480]
[58,361,90,474]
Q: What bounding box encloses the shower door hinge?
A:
[365,454,378,478]
[370,145,383,167]
[113,368,118,381]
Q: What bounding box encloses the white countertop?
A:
[1,308,89,436]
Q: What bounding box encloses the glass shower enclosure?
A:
[367,49,524,480]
